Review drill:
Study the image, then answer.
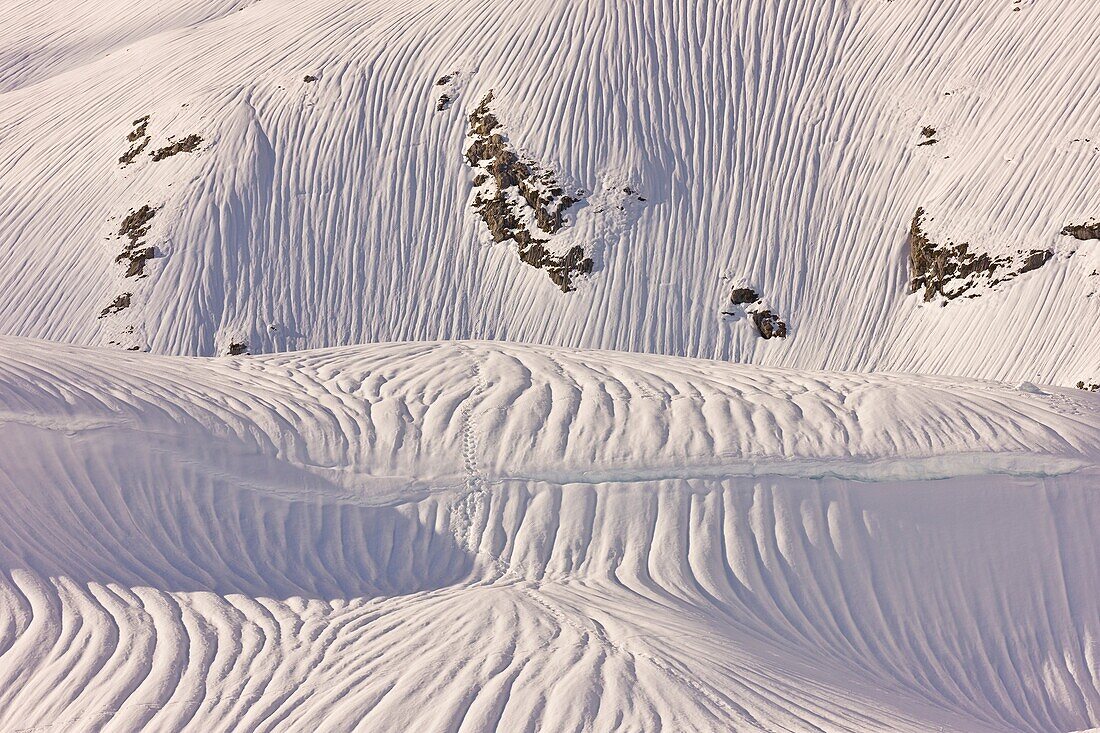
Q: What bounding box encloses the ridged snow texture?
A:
[0,338,1098,732]
[0,0,1098,384]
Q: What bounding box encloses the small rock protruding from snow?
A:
[722,283,788,339]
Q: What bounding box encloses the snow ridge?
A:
[0,338,1098,732]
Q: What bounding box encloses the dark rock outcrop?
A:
[908,207,1052,301]
[120,246,155,278]
[752,309,788,339]
[1061,221,1100,241]
[99,293,131,318]
[729,287,760,305]
[119,205,155,247]
[722,284,788,339]
[119,116,151,167]
[151,134,203,162]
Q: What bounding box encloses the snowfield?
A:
[0,338,1098,732]
[1,0,1099,730]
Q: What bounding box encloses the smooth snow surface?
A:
[1,337,1098,732]
[0,0,1097,384]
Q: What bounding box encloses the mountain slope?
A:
[0,337,1098,732]
[0,0,1097,383]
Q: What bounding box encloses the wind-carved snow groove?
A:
[465,92,592,293]
[517,585,767,730]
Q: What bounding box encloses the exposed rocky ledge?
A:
[907,207,1052,302]
[1061,221,1100,241]
[100,205,159,323]
[119,116,204,166]
[752,309,788,339]
[435,71,458,111]
[465,92,591,293]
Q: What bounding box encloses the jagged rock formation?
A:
[98,292,131,317]
[729,287,760,305]
[114,204,157,279]
[1062,221,1100,241]
[151,133,203,161]
[466,92,591,293]
[907,207,1052,302]
[119,115,151,166]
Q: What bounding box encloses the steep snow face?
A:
[0,0,257,93]
[0,338,1098,732]
[1,1,1098,384]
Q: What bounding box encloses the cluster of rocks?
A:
[466,92,591,292]
[101,205,159,319]
[99,292,131,318]
[119,115,204,167]
[907,207,1052,302]
[103,115,209,344]
[917,125,938,146]
[1076,381,1099,392]
[725,286,788,339]
[435,72,458,112]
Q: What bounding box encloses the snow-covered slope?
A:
[0,0,1098,384]
[2,2,1099,730]
[1,337,1098,732]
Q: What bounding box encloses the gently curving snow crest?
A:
[0,0,1098,383]
[0,337,1098,732]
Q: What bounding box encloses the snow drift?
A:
[0,337,1097,732]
